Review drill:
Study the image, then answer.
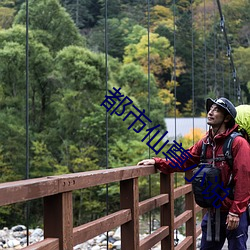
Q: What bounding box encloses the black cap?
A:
[206,97,237,119]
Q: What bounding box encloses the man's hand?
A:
[226,213,240,230]
[137,159,155,166]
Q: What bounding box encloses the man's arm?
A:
[137,139,204,174]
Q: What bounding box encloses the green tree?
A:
[30,141,57,177]
[0,6,15,29]
[14,0,84,52]
[87,17,138,60]
[0,25,56,132]
[234,46,250,102]
[116,63,166,129]
[0,0,23,28]
[61,0,101,28]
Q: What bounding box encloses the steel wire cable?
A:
[191,0,195,145]
[216,0,242,104]
[204,0,207,98]
[147,0,152,234]
[25,0,30,245]
[172,0,179,245]
[104,0,109,248]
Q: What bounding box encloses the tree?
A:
[234,46,250,102]
[14,0,84,52]
[61,0,101,29]
[147,5,174,33]
[48,46,109,167]
[116,62,166,129]
[0,25,56,132]
[86,17,139,60]
[0,6,15,29]
[123,31,185,117]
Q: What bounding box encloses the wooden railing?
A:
[0,165,203,250]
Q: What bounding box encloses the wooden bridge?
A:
[0,165,204,250]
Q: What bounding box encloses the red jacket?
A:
[154,124,250,216]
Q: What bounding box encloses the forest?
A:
[0,0,249,228]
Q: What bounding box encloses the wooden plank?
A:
[185,171,196,250]
[57,165,156,192]
[161,173,174,250]
[139,194,169,215]
[73,209,131,245]
[139,226,169,250]
[0,165,156,206]
[0,177,59,206]
[22,238,59,250]
[175,236,193,250]
[120,178,140,250]
[196,225,202,237]
[44,192,73,250]
[174,210,192,229]
[195,204,203,213]
[174,184,192,199]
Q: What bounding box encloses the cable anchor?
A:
[220,15,225,32]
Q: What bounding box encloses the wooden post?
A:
[185,171,196,250]
[160,173,174,250]
[120,178,139,250]
[44,192,73,250]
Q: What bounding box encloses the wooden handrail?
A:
[0,165,203,250]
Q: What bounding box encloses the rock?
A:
[12,231,25,238]
[14,245,23,249]
[87,238,94,245]
[107,231,114,237]
[113,227,120,240]
[73,243,86,249]
[95,234,106,243]
[0,225,187,249]
[91,245,101,250]
[30,228,43,238]
[108,236,116,243]
[11,226,26,232]
[0,230,7,238]
[100,240,108,246]
[20,237,27,245]
[113,240,121,249]
[7,239,20,247]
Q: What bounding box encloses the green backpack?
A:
[235,105,250,223]
[235,105,250,141]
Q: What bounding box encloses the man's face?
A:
[207,104,226,127]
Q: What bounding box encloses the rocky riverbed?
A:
[0,225,188,249]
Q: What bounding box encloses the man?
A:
[138,97,250,250]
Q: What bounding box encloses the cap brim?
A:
[206,98,215,113]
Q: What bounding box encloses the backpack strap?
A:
[223,131,242,170]
[200,142,208,163]
[200,142,225,163]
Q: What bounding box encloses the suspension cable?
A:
[147,0,152,234]
[213,0,217,95]
[173,0,177,143]
[216,0,242,104]
[203,0,207,98]
[25,0,30,245]
[172,0,179,245]
[219,34,225,96]
[104,0,109,248]
[191,0,195,145]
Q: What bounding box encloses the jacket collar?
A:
[206,124,239,144]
